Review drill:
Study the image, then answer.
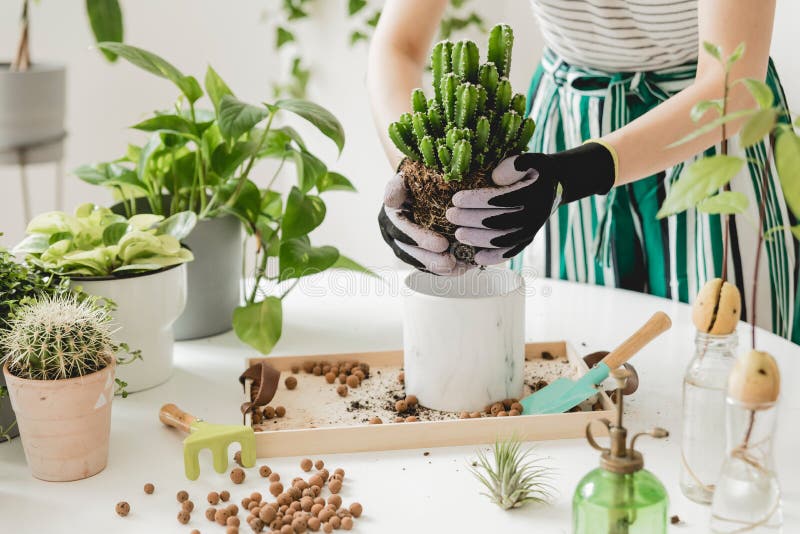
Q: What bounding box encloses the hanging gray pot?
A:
[0,63,66,165]
[0,371,19,442]
[112,197,243,340]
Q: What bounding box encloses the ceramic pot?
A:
[111,198,242,340]
[0,63,66,165]
[73,264,187,392]
[403,268,525,412]
[0,370,20,441]
[3,361,115,481]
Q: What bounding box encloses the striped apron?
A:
[512,49,799,344]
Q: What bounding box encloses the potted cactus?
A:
[389,24,534,261]
[1,293,135,481]
[14,203,195,392]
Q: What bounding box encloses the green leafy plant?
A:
[11,0,124,71]
[469,437,554,510]
[1,293,139,384]
[79,43,371,354]
[657,42,800,347]
[1,244,65,329]
[389,24,533,182]
[14,203,196,277]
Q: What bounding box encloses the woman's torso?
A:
[530,0,698,72]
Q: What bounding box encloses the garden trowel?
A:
[159,403,256,481]
[520,311,671,415]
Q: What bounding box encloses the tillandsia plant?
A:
[469,437,554,510]
[10,0,124,72]
[78,43,372,354]
[14,204,195,277]
[1,293,139,395]
[388,25,534,253]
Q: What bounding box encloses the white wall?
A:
[1,0,798,270]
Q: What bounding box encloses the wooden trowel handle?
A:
[601,312,672,370]
[159,403,197,434]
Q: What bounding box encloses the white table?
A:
[1,272,798,533]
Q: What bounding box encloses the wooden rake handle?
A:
[159,403,197,434]
[601,311,672,370]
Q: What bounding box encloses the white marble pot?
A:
[72,264,187,393]
[0,63,66,165]
[403,268,525,412]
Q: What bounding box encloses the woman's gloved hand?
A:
[379,172,473,276]
[445,141,618,266]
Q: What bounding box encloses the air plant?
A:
[469,437,555,510]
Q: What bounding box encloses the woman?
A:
[369,0,799,343]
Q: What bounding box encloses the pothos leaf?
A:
[276,27,295,49]
[331,254,376,277]
[348,0,367,15]
[317,172,356,193]
[281,187,326,239]
[218,95,269,143]
[278,238,339,281]
[86,0,123,61]
[233,298,283,355]
[275,99,345,154]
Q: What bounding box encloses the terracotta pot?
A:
[2,361,115,481]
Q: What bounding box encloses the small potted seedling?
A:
[14,203,195,392]
[393,25,531,412]
[1,293,136,481]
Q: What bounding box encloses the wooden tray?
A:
[245,341,614,457]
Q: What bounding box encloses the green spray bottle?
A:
[573,368,670,534]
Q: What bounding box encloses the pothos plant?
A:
[656,41,800,349]
[10,0,123,71]
[78,42,372,354]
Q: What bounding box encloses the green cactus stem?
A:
[412,89,428,113]
[419,135,437,167]
[455,83,478,129]
[495,79,512,114]
[488,24,513,78]
[432,40,454,106]
[412,112,430,142]
[437,145,452,168]
[511,93,527,116]
[389,122,419,160]
[515,117,536,152]
[475,116,490,153]
[453,40,479,83]
[441,72,458,124]
[451,138,472,178]
[479,63,499,102]
[500,110,523,149]
[427,103,444,137]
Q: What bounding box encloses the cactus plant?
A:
[388,25,535,254]
[2,294,121,381]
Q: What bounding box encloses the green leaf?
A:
[131,114,198,138]
[96,42,202,103]
[233,297,283,354]
[211,140,258,179]
[86,0,123,61]
[138,134,162,182]
[218,95,270,143]
[275,99,345,154]
[157,211,197,241]
[776,130,800,219]
[726,42,745,69]
[219,179,262,226]
[349,31,368,46]
[276,26,295,49]
[667,109,757,148]
[279,238,339,281]
[702,41,722,62]
[366,10,381,27]
[204,65,233,113]
[102,222,130,245]
[348,0,367,15]
[293,150,327,193]
[690,99,723,123]
[739,109,777,148]
[792,225,800,241]
[741,79,774,110]
[332,254,376,277]
[657,155,745,218]
[282,187,326,240]
[317,171,356,193]
[697,191,749,214]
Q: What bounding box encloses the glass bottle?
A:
[680,332,738,504]
[710,397,782,532]
[573,369,670,534]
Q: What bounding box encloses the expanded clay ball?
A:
[308,516,321,531]
[334,468,345,480]
[288,486,302,500]
[183,500,195,513]
[259,506,277,523]
[301,458,313,471]
[328,495,342,508]
[177,490,190,503]
[285,376,298,390]
[292,364,300,374]
[349,503,363,518]
[220,490,231,502]
[227,504,239,515]
[208,492,220,505]
[346,375,360,388]
[323,523,333,533]
[276,406,286,418]
[226,527,238,534]
[509,409,521,416]
[497,411,508,417]
[338,374,347,385]
[313,365,323,376]
[228,516,241,527]
[264,406,276,419]
[325,372,336,384]
[191,530,200,534]
[178,510,191,524]
[394,416,404,423]
[511,402,523,413]
[395,400,408,412]
[369,417,382,424]
[308,474,324,488]
[269,472,281,482]
[470,411,481,418]
[230,468,246,484]
[490,403,503,416]
[459,411,470,419]
[115,501,130,517]
[259,465,272,478]
[281,525,293,534]
[292,516,308,532]
[250,492,262,503]
[143,482,155,494]
[336,385,348,397]
[329,516,341,529]
[398,371,404,383]
[315,459,325,470]
[405,395,418,407]
[206,507,217,521]
[234,450,243,466]
[270,482,284,497]
[341,517,354,530]
[405,416,418,423]
[215,508,230,525]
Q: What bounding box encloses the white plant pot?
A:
[0,63,66,165]
[72,264,187,393]
[403,268,525,412]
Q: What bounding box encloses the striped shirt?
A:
[530,0,699,72]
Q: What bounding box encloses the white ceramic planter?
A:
[403,268,525,412]
[73,264,187,393]
[0,63,66,165]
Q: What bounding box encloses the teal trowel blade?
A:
[520,362,610,415]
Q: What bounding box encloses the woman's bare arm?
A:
[604,0,776,185]
[367,0,448,169]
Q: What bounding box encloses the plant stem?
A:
[280,279,300,300]
[224,112,275,210]
[720,69,731,282]
[750,135,773,349]
[11,0,30,72]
